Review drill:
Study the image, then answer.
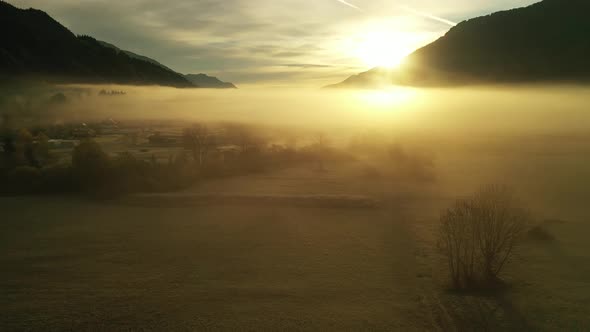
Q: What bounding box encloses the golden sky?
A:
[14,0,539,86]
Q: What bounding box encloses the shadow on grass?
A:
[433,279,534,331]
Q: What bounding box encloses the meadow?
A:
[1,85,590,330]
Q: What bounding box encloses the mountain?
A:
[0,1,194,87]
[98,43,237,89]
[185,74,237,89]
[97,40,178,74]
[328,0,590,88]
[324,68,395,89]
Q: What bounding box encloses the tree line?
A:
[0,124,344,196]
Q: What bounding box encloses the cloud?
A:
[280,64,337,68]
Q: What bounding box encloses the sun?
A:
[355,31,411,69]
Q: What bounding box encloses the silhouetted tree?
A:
[314,133,328,171]
[437,185,529,289]
[71,139,111,191]
[1,135,15,155]
[183,124,214,166]
[14,128,37,167]
[34,132,51,165]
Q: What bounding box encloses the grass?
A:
[2,150,590,330]
[0,195,431,331]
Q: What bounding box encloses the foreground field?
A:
[2,155,590,331]
[0,194,433,331]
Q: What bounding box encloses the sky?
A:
[13,0,539,87]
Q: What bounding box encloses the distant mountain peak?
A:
[185,73,237,89]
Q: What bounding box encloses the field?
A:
[0,192,430,330]
[2,146,590,330]
[3,85,590,330]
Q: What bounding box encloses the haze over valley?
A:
[1,0,590,331]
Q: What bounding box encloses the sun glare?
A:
[342,19,439,70]
[356,31,410,68]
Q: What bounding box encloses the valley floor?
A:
[0,163,432,331]
[1,161,589,331]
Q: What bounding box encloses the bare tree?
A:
[224,123,265,154]
[438,185,529,289]
[183,124,215,166]
[314,132,328,171]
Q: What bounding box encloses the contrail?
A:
[334,0,363,12]
[332,1,458,27]
[400,6,457,26]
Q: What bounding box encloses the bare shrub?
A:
[437,185,529,289]
[183,124,216,166]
